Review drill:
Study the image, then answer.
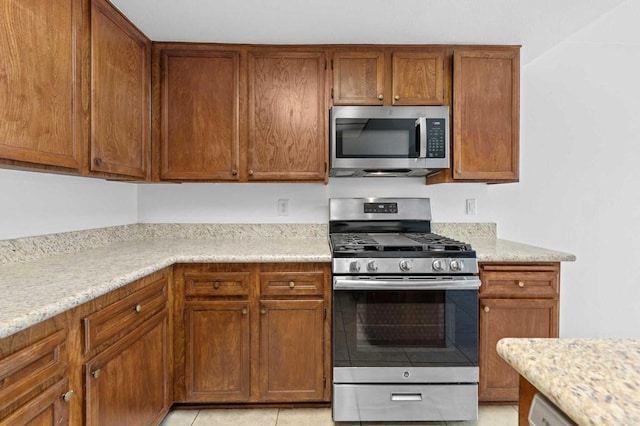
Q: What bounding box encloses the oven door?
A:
[333,275,480,377]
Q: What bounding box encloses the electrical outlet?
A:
[466,199,477,215]
[277,199,289,216]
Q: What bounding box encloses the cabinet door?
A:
[391,51,444,105]
[90,0,150,179]
[452,48,520,181]
[0,0,83,170]
[248,50,328,181]
[0,378,70,426]
[160,49,240,180]
[479,298,558,402]
[258,299,325,402]
[332,50,385,105]
[85,310,169,426]
[183,301,250,402]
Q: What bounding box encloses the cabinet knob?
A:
[241,307,247,315]
[456,169,462,174]
[94,158,103,166]
[92,369,102,379]
[483,306,490,313]
[518,281,525,288]
[231,169,238,176]
[377,94,384,100]
[260,308,266,315]
[248,169,254,175]
[289,281,295,289]
[394,95,400,101]
[214,281,220,289]
[134,304,142,313]
[62,390,74,402]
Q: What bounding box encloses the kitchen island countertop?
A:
[497,337,640,425]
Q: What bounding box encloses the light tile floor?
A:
[161,405,518,426]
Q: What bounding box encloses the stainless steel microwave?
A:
[330,106,450,177]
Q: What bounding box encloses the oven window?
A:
[335,118,419,158]
[333,290,478,368]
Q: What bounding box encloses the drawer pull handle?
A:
[214,281,221,289]
[92,369,102,379]
[134,304,142,313]
[242,308,247,315]
[483,306,490,313]
[377,94,384,100]
[231,169,238,176]
[518,281,525,288]
[260,308,267,315]
[391,393,422,401]
[62,390,74,402]
[394,95,400,101]
[289,281,295,289]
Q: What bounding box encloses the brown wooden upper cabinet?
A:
[157,47,241,181]
[332,49,445,106]
[155,46,328,182]
[428,47,520,183]
[90,0,151,180]
[0,0,84,172]
[247,49,328,182]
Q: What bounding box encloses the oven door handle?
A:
[333,276,481,290]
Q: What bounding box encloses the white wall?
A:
[137,181,490,223]
[0,169,137,240]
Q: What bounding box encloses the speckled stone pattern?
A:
[470,238,576,262]
[0,224,140,265]
[0,222,575,340]
[0,237,332,339]
[432,222,497,240]
[0,223,328,265]
[497,338,640,426]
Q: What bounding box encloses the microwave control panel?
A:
[426,119,446,158]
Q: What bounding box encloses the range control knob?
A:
[450,259,463,271]
[399,259,413,272]
[349,261,361,273]
[367,260,378,272]
[432,259,444,272]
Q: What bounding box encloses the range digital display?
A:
[364,202,398,214]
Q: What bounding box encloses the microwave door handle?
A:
[417,117,427,158]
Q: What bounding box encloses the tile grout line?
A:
[275,408,281,426]
[190,409,200,426]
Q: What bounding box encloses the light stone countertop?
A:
[0,224,575,340]
[497,338,640,426]
[0,237,331,339]
[469,237,576,262]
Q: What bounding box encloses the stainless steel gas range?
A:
[329,197,481,422]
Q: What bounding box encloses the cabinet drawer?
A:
[184,272,251,297]
[479,264,559,298]
[0,329,67,415]
[83,277,167,354]
[260,271,325,296]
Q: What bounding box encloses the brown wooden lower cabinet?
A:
[478,263,560,403]
[0,315,71,426]
[175,262,331,404]
[84,310,169,426]
[184,300,251,402]
[258,299,325,402]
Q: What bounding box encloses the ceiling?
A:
[110,0,627,65]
